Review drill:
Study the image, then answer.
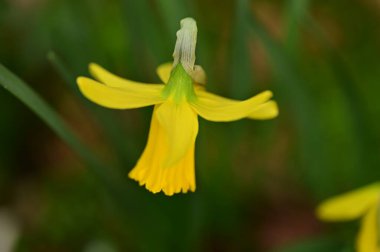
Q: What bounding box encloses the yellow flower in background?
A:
[317,183,380,252]
[76,18,278,196]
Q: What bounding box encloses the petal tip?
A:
[76,76,87,86]
[315,204,328,220]
[88,62,99,70]
[263,90,273,98]
[156,62,173,84]
[269,101,280,118]
[88,63,102,77]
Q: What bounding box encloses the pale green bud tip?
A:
[172,17,206,84]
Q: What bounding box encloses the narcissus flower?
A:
[76,17,278,196]
[316,183,380,252]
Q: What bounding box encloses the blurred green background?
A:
[0,0,379,251]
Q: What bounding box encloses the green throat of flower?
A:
[161,63,196,103]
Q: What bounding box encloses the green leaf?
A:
[156,0,190,35]
[249,15,330,198]
[273,236,348,252]
[121,0,169,65]
[0,63,123,200]
[230,0,254,98]
[284,0,310,54]
[303,15,380,183]
[47,51,137,168]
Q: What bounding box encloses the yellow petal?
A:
[316,183,380,221]
[77,77,164,109]
[156,101,198,166]
[191,90,276,122]
[247,101,279,119]
[193,90,278,120]
[156,62,172,84]
[357,204,379,252]
[129,106,196,196]
[89,63,162,89]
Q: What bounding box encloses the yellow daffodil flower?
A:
[76,17,278,196]
[316,183,380,252]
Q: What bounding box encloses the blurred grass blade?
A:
[0,63,122,193]
[47,51,135,168]
[156,0,189,35]
[284,0,310,54]
[274,235,345,252]
[121,0,168,66]
[304,15,380,180]
[47,51,79,95]
[230,0,254,98]
[249,15,330,197]
[227,0,254,162]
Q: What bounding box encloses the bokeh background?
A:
[1,0,380,251]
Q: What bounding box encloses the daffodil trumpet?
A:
[76,17,278,196]
[317,183,380,252]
